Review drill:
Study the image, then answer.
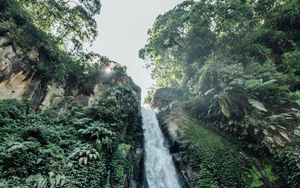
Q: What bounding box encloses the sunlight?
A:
[105,66,112,74]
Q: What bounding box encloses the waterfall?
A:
[142,106,181,188]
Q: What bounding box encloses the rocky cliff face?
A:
[0,21,140,108]
[0,36,44,103]
[0,19,144,187]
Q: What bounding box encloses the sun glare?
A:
[105,67,112,74]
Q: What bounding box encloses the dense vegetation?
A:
[2,0,300,187]
[0,88,140,187]
[0,0,142,187]
[158,109,281,187]
[141,0,300,187]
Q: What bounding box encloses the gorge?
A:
[1,0,300,188]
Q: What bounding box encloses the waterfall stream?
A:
[142,106,181,188]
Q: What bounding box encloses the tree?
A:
[9,0,101,52]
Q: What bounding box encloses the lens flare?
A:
[105,67,112,74]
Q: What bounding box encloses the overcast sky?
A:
[91,0,184,99]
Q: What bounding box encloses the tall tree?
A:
[15,0,101,52]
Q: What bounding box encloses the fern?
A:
[68,145,100,165]
[26,172,67,188]
[78,122,115,147]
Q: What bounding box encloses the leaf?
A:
[273,135,285,146]
[79,157,84,165]
[221,103,231,117]
[248,98,268,112]
[258,79,277,89]
[83,157,88,165]
[8,143,27,152]
[277,125,286,130]
[60,177,66,186]
[245,79,263,89]
[279,131,290,142]
[294,129,300,137]
[56,174,65,186]
[49,171,55,178]
[265,136,274,144]
[39,179,47,188]
[204,88,215,96]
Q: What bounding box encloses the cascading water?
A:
[142,106,181,188]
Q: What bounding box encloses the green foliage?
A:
[110,144,131,188]
[289,90,300,100]
[0,0,114,91]
[78,122,115,142]
[144,1,300,186]
[168,116,246,187]
[26,172,66,188]
[68,145,101,165]
[0,99,32,122]
[0,95,140,187]
[0,0,141,187]
[264,163,279,183]
[248,166,264,188]
[65,159,106,187]
[283,51,300,72]
[195,164,218,188]
[143,87,156,104]
[85,85,140,126]
[3,0,101,51]
[248,99,268,113]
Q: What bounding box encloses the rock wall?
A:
[0,19,144,187]
[0,21,141,108]
[0,39,46,105]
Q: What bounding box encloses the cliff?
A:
[0,8,143,188]
[0,20,140,107]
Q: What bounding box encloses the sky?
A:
[91,0,184,99]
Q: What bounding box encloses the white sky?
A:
[91,0,184,99]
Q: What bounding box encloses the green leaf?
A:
[248,98,268,112]
[245,79,263,90]
[221,103,231,117]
